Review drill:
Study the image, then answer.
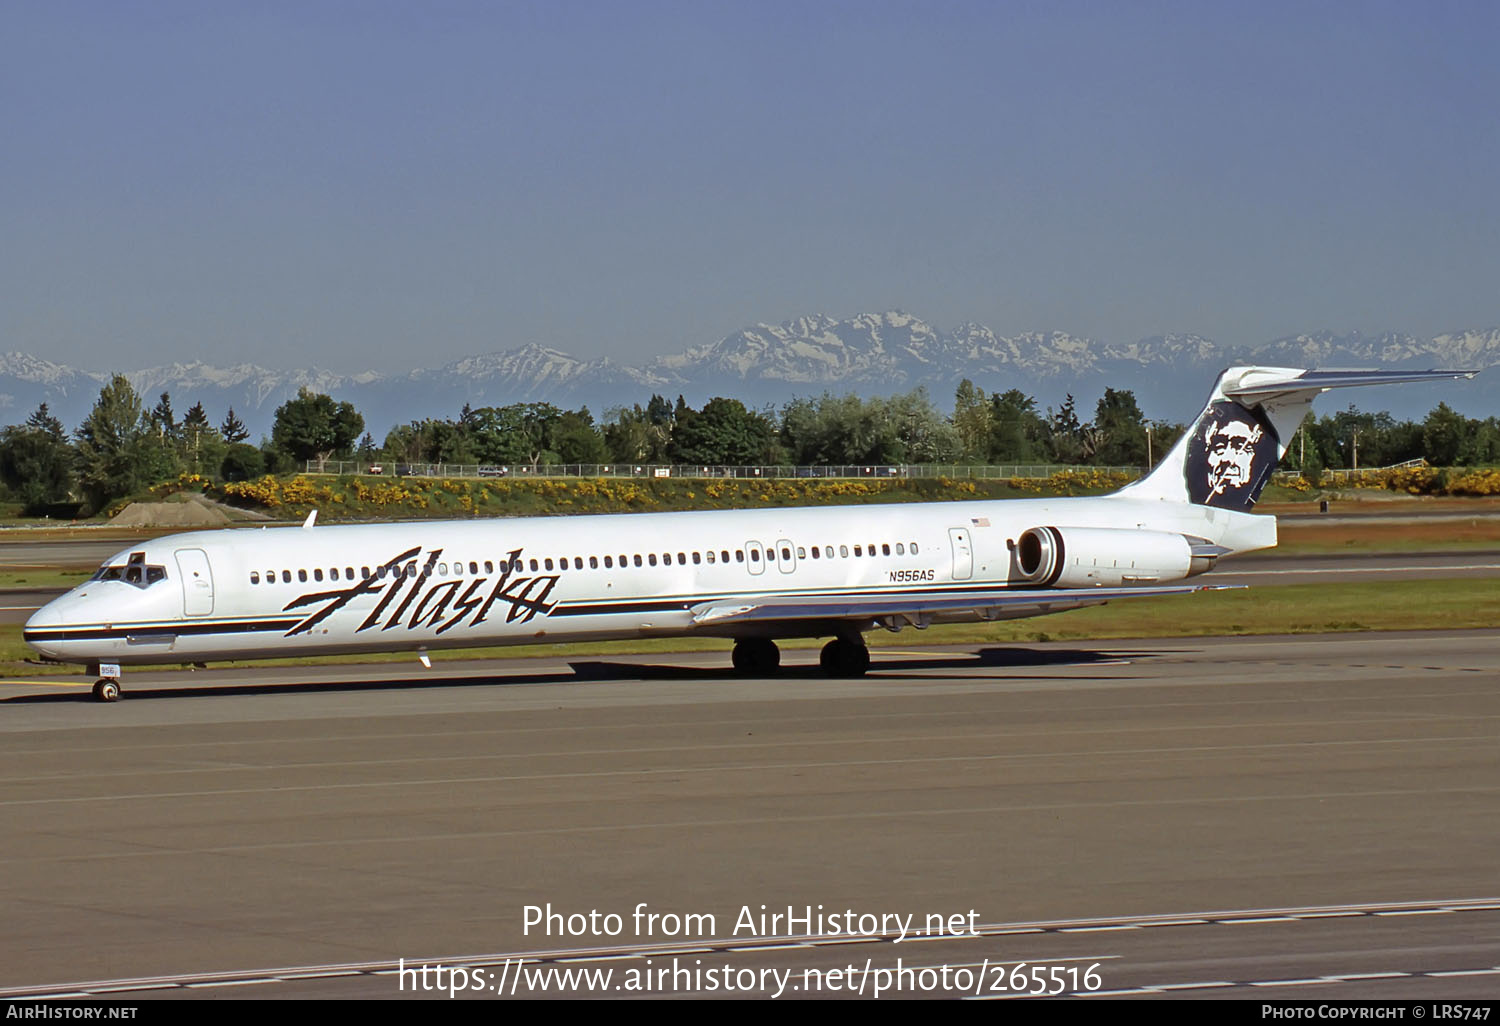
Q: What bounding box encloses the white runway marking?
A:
[1226,563,1500,576]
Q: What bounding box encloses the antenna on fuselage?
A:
[302,510,317,529]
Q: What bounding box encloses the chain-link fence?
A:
[303,460,1146,481]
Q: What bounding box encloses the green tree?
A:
[670,397,774,465]
[1046,395,1085,464]
[553,408,609,464]
[220,443,266,482]
[74,374,162,513]
[1422,403,1468,466]
[148,392,177,441]
[220,407,249,444]
[604,396,674,464]
[952,379,992,460]
[178,402,226,477]
[470,403,564,467]
[271,388,365,465]
[1091,388,1148,466]
[988,389,1047,463]
[881,389,960,463]
[26,403,66,440]
[0,404,76,513]
[780,394,897,465]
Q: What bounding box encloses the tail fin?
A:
[1118,366,1477,512]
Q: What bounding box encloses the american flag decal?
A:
[971,517,990,527]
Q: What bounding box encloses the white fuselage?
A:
[24,495,1275,667]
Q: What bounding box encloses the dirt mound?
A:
[109,497,233,527]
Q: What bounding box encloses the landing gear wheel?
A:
[92,679,121,702]
[731,638,781,676]
[820,638,871,678]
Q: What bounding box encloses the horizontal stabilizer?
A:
[691,584,1235,627]
[1221,368,1477,406]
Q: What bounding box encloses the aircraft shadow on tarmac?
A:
[4,646,1170,703]
[569,646,1163,681]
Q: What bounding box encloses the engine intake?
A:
[1012,526,1216,588]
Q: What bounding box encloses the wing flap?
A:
[690,584,1233,627]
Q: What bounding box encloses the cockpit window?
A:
[91,551,168,590]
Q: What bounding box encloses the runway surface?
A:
[2,631,1498,999]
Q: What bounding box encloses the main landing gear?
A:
[819,638,870,678]
[728,637,873,677]
[731,638,781,675]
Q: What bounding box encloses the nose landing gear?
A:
[88,662,122,702]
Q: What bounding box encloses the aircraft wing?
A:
[689,584,1233,627]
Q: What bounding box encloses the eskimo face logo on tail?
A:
[1185,401,1279,510]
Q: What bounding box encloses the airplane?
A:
[24,365,1473,701]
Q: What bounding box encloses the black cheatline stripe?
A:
[24,619,303,643]
[551,600,694,617]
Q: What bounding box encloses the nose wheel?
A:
[92,678,121,702]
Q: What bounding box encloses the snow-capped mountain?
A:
[4,315,1496,436]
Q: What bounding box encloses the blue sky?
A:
[4,0,1498,372]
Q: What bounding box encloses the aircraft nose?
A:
[22,597,68,660]
[24,599,61,631]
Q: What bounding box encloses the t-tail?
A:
[1117,366,1478,512]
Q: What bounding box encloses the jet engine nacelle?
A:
[1011,526,1225,588]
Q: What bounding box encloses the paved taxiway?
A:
[2,630,1498,999]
